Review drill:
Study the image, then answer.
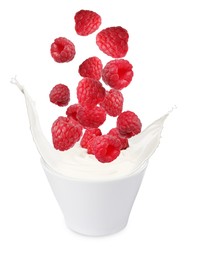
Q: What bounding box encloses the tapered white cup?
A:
[41,159,148,236]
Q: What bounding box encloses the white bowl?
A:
[41,159,148,237]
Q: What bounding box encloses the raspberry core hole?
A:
[56,43,65,53]
[106,145,117,156]
[118,68,127,79]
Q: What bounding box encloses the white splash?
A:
[11,77,170,181]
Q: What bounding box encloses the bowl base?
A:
[66,220,128,237]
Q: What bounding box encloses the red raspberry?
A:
[80,128,102,149]
[108,128,129,150]
[78,56,103,80]
[74,10,101,36]
[91,135,121,163]
[66,103,81,121]
[77,78,105,108]
[50,37,75,63]
[87,137,97,155]
[49,84,70,107]
[96,26,129,58]
[77,106,106,128]
[100,89,123,117]
[51,116,83,151]
[117,111,142,138]
[102,59,133,90]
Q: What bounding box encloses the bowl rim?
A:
[41,157,148,183]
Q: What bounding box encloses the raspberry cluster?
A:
[49,9,142,163]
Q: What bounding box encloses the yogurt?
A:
[11,77,170,181]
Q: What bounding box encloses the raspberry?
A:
[80,128,102,149]
[108,128,129,150]
[49,84,70,107]
[96,26,129,58]
[77,78,105,108]
[87,137,97,155]
[74,10,101,36]
[91,135,121,163]
[51,116,83,151]
[78,56,103,80]
[66,103,81,121]
[100,89,123,117]
[102,59,133,90]
[77,106,106,128]
[50,37,75,63]
[48,12,142,162]
[117,111,142,138]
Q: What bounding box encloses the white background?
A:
[0,0,197,259]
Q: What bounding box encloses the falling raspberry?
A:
[50,37,76,63]
[100,89,123,117]
[96,26,129,58]
[91,135,122,163]
[117,111,142,138]
[108,128,129,150]
[75,10,101,36]
[78,56,103,80]
[51,117,83,151]
[66,103,81,122]
[87,137,97,155]
[77,77,106,108]
[49,84,70,107]
[102,59,133,90]
[80,128,102,149]
[77,105,106,128]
